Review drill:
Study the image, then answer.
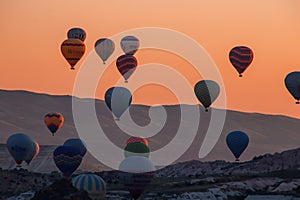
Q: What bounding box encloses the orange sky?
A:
[1,0,300,118]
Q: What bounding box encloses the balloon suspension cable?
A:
[239,74,243,77]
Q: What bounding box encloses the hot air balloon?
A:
[53,146,82,178]
[124,142,150,158]
[44,112,64,136]
[119,156,155,200]
[229,46,254,77]
[104,87,132,120]
[63,138,87,157]
[72,174,106,200]
[24,141,40,165]
[120,36,139,55]
[67,27,86,42]
[194,80,220,112]
[116,54,138,83]
[95,38,115,64]
[284,71,300,104]
[61,38,86,70]
[226,131,249,161]
[126,137,149,147]
[6,133,35,166]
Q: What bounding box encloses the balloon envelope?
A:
[63,138,87,157]
[95,38,115,64]
[126,137,149,147]
[6,133,35,165]
[284,71,300,103]
[229,46,254,77]
[44,112,64,136]
[61,38,86,70]
[116,54,137,82]
[120,36,139,55]
[67,27,86,42]
[53,146,82,177]
[24,141,40,165]
[226,131,249,161]
[72,174,106,200]
[104,87,132,119]
[119,156,155,200]
[124,142,150,158]
[194,80,220,111]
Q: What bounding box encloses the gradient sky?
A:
[1,0,300,118]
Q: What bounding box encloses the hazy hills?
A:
[0,89,299,168]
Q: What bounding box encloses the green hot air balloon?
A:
[124,142,150,158]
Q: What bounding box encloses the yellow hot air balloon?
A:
[61,38,85,70]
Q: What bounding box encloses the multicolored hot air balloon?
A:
[119,156,155,200]
[72,174,106,200]
[53,146,82,178]
[61,38,86,70]
[120,36,139,55]
[194,80,220,112]
[116,54,138,83]
[24,141,40,165]
[95,38,115,64]
[104,87,132,120]
[229,46,254,77]
[63,138,87,157]
[6,133,35,165]
[126,137,149,147]
[226,131,249,161]
[124,142,150,158]
[284,71,300,104]
[67,27,86,42]
[44,112,64,136]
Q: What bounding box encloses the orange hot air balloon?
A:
[44,112,64,136]
[61,38,86,70]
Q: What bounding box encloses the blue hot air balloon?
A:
[226,131,249,161]
[120,36,139,55]
[6,133,35,165]
[104,87,132,120]
[95,38,115,64]
[63,138,87,157]
[67,27,87,42]
[72,174,106,200]
[53,146,82,177]
[284,71,300,104]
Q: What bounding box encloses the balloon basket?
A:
[239,74,243,77]
[296,101,299,104]
[70,67,75,70]
[125,80,128,83]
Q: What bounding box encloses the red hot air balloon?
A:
[126,137,149,147]
[229,46,254,77]
[116,54,137,83]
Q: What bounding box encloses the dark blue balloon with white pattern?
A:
[226,131,249,161]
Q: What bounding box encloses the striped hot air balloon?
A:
[72,174,106,200]
[61,38,86,70]
[229,46,254,77]
[126,137,149,147]
[53,146,82,178]
[116,54,137,83]
[44,112,64,136]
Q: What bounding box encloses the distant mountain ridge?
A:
[0,89,299,165]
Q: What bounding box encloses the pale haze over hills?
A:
[0,89,299,170]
